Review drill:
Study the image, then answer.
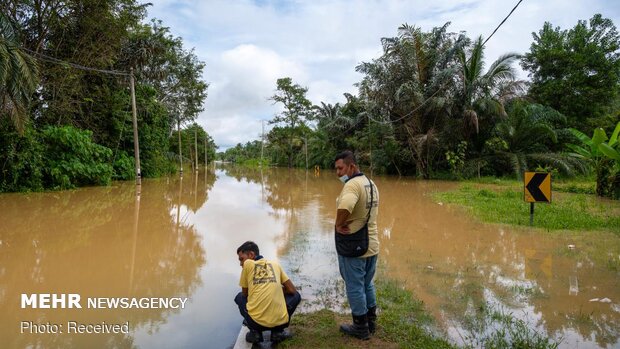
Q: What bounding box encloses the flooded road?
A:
[1,167,619,348]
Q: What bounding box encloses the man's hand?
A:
[336,224,350,234]
[335,209,351,234]
[282,280,297,295]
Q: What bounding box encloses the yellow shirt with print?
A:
[239,259,290,328]
[336,175,379,258]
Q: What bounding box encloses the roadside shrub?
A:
[41,126,113,189]
[0,120,44,192]
[112,150,135,180]
[597,159,620,199]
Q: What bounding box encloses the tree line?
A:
[220,14,620,199]
[0,0,212,192]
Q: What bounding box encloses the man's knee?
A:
[346,284,365,299]
[285,291,301,306]
[234,292,245,305]
[286,291,302,314]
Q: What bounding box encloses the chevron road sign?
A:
[524,172,552,203]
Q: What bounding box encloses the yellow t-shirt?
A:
[336,175,379,258]
[239,259,290,328]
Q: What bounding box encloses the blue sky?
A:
[147,0,620,150]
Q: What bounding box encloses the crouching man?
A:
[234,241,302,344]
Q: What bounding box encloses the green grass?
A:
[434,184,620,232]
[468,176,521,186]
[376,279,454,349]
[280,278,454,349]
[477,310,560,349]
[451,302,560,349]
[551,174,596,195]
[469,176,597,194]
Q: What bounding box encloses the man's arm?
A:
[335,209,351,234]
[282,279,297,295]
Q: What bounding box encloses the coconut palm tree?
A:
[0,13,38,134]
[458,36,523,136]
[315,101,341,126]
[357,22,467,178]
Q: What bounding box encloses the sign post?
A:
[524,172,552,225]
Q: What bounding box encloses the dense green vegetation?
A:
[2,3,619,197]
[522,14,620,132]
[0,1,212,192]
[220,14,620,199]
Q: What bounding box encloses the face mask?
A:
[339,175,349,183]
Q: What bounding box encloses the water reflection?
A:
[373,179,620,348]
[0,172,213,349]
[218,165,346,311]
[1,167,619,349]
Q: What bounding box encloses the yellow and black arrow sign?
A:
[524,172,552,203]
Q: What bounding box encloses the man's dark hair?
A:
[237,241,260,255]
[334,150,356,165]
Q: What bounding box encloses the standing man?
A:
[234,241,301,344]
[334,151,379,340]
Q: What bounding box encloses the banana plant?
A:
[598,121,620,169]
[568,121,620,198]
[567,127,608,162]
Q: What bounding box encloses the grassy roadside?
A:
[433,180,620,232]
[279,278,559,349]
[280,278,454,349]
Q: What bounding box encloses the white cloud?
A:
[147,0,620,149]
[202,44,305,147]
[214,44,306,112]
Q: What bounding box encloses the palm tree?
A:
[486,101,587,178]
[315,101,341,127]
[308,128,336,169]
[0,13,38,134]
[357,23,467,178]
[458,36,523,136]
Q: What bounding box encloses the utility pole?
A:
[194,128,198,172]
[178,119,183,176]
[128,186,140,292]
[304,135,308,170]
[368,114,373,177]
[261,120,265,167]
[129,68,141,186]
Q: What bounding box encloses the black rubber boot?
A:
[271,329,292,343]
[339,314,370,340]
[245,329,263,343]
[367,306,377,334]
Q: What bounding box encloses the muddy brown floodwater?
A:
[0,166,619,348]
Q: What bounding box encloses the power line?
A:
[482,0,525,47]
[355,0,525,127]
[21,47,141,184]
[377,87,445,125]
[307,0,525,134]
[23,47,130,76]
